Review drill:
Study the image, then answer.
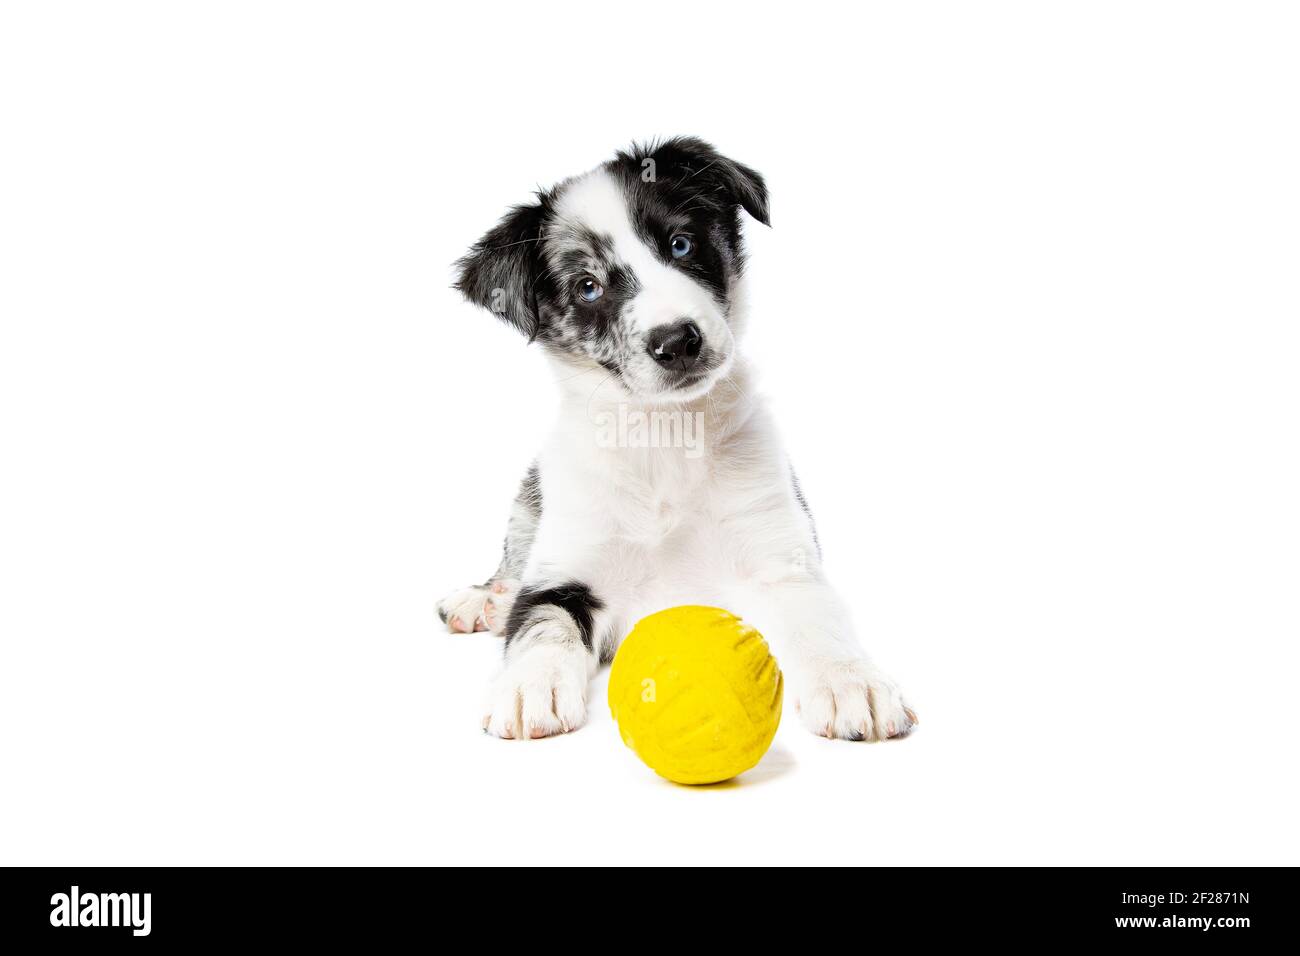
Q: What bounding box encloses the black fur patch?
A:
[790,465,821,557]
[505,581,604,652]
[607,136,770,302]
[518,461,541,512]
[453,195,556,339]
[550,228,640,344]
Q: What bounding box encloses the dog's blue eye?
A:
[577,277,604,302]
[670,235,692,258]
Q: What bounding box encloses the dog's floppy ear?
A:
[650,136,770,226]
[454,198,548,339]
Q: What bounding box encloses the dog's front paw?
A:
[437,579,518,635]
[483,643,588,739]
[797,660,917,741]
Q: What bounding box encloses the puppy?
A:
[441,138,916,742]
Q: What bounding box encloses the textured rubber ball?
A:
[607,606,783,785]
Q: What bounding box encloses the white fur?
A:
[490,350,916,740]
[450,167,916,742]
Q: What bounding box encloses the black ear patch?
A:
[453,198,551,338]
[639,136,770,226]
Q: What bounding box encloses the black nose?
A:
[647,321,704,371]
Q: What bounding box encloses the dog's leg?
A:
[751,579,917,742]
[481,580,608,739]
[437,463,540,635]
[723,464,917,741]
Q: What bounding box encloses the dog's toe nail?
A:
[449,615,469,633]
[886,720,897,737]
[528,724,548,739]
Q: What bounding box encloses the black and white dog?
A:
[440,138,916,742]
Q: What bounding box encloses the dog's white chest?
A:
[605,459,706,548]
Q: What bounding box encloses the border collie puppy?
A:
[441,138,916,742]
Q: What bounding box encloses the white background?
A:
[2,2,1297,866]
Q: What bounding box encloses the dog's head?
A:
[455,137,769,402]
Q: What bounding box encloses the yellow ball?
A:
[607,606,783,785]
